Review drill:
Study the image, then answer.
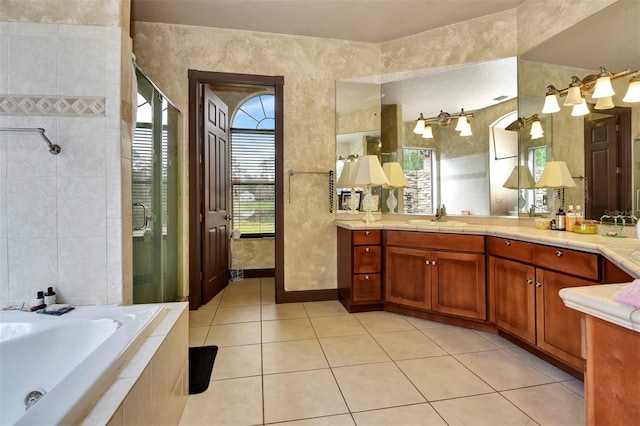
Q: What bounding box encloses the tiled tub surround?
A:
[0,21,127,307]
[337,218,640,278]
[80,302,188,426]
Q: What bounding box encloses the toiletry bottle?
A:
[44,287,56,305]
[566,205,576,232]
[550,219,557,230]
[36,291,44,306]
[575,205,583,225]
[556,209,566,231]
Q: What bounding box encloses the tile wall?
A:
[0,21,125,307]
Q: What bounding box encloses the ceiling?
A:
[131,0,525,44]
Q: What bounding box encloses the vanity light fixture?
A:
[412,109,474,138]
[542,67,640,115]
[505,114,544,140]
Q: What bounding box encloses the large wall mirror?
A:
[517,1,640,221]
[336,58,518,216]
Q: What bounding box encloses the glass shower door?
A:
[132,68,181,303]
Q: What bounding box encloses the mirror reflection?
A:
[336,58,518,216]
[518,1,640,222]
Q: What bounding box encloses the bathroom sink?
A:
[407,220,466,227]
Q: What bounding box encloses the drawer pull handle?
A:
[526,278,533,284]
[432,260,437,266]
[365,275,370,280]
[536,281,542,287]
[555,250,563,257]
[505,241,511,246]
[365,230,370,236]
[365,247,370,253]
[426,260,430,265]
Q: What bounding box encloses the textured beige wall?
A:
[132,23,380,292]
[0,0,122,26]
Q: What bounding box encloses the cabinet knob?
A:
[426,260,430,265]
[505,241,511,246]
[364,247,370,253]
[556,250,563,257]
[365,275,370,280]
[526,278,533,284]
[536,281,542,287]
[365,230,370,236]
[432,260,437,266]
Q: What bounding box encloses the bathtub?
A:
[0,304,165,426]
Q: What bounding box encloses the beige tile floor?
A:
[180,278,585,426]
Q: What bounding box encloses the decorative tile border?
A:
[441,172,487,181]
[0,95,106,117]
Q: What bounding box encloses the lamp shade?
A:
[529,118,544,139]
[592,75,615,98]
[349,155,390,188]
[571,98,590,116]
[623,79,640,103]
[382,162,409,189]
[541,94,561,114]
[413,114,425,134]
[336,161,355,188]
[594,96,614,110]
[459,120,473,136]
[535,161,576,189]
[455,114,468,131]
[422,124,433,139]
[564,85,583,106]
[503,165,536,189]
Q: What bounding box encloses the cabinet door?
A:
[536,269,593,370]
[385,246,430,309]
[431,251,486,320]
[489,256,536,344]
[353,273,381,302]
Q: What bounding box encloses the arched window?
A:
[231,94,275,236]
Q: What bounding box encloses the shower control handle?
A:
[133,203,149,231]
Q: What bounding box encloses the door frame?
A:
[188,70,284,309]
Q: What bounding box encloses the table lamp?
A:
[349,155,390,223]
[534,161,576,211]
[382,162,409,213]
[503,165,536,212]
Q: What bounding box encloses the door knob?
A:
[225,214,232,220]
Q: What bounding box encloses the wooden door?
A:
[535,268,592,370]
[431,251,486,320]
[202,86,230,304]
[585,115,618,219]
[489,256,536,344]
[385,246,431,309]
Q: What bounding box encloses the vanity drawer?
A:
[353,230,381,245]
[386,230,484,253]
[487,237,534,263]
[353,245,381,273]
[352,273,381,302]
[534,245,598,280]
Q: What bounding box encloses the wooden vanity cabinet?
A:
[337,227,382,312]
[488,237,623,371]
[385,231,486,320]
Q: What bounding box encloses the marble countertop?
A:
[335,218,640,278]
[559,284,640,333]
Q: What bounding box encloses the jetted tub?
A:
[0,304,165,426]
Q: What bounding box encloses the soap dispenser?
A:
[556,209,566,231]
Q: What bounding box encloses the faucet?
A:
[434,204,447,222]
